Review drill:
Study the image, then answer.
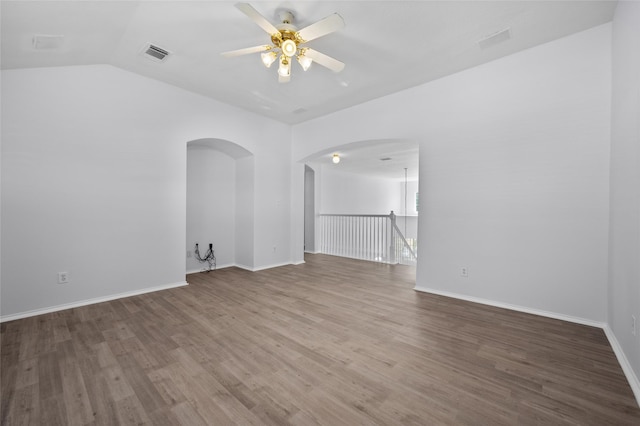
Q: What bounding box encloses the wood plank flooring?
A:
[2,254,639,425]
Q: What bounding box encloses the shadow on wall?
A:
[186,138,254,273]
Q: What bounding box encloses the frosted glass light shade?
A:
[298,55,312,71]
[261,51,277,67]
[278,56,291,77]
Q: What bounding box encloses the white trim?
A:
[252,261,296,272]
[234,263,254,272]
[603,325,640,407]
[186,263,236,275]
[234,261,299,272]
[414,285,640,408]
[188,261,304,274]
[414,285,604,328]
[0,281,188,323]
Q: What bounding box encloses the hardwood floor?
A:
[2,254,639,425]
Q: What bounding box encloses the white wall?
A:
[304,165,316,253]
[293,24,611,323]
[317,168,419,241]
[399,180,419,241]
[401,180,419,217]
[609,0,640,395]
[186,145,236,272]
[1,64,291,319]
[235,156,255,269]
[320,168,402,215]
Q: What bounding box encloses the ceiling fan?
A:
[221,3,345,83]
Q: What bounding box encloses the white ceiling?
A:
[1,0,616,178]
[1,1,616,125]
[310,139,420,181]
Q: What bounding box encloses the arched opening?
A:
[186,138,254,273]
[300,139,419,269]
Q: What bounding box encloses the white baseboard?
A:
[252,261,296,272]
[234,263,254,271]
[603,325,640,407]
[414,286,604,328]
[189,261,304,274]
[414,285,640,407]
[0,281,189,323]
[186,263,235,275]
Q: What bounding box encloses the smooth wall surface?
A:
[609,0,640,389]
[186,145,236,272]
[317,168,419,241]
[1,64,290,318]
[319,168,403,215]
[293,24,612,323]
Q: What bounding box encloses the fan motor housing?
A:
[272,29,300,48]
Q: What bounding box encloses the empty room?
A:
[1,1,639,424]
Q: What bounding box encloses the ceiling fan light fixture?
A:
[278,74,291,83]
[278,56,291,77]
[297,54,312,71]
[281,39,297,57]
[224,3,346,83]
[261,51,277,67]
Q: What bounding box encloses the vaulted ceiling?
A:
[1,1,616,125]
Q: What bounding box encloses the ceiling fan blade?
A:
[297,13,345,42]
[221,45,271,58]
[235,3,280,36]
[304,48,345,73]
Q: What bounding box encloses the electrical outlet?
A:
[186,251,192,258]
[58,272,69,284]
[632,315,637,336]
[460,267,469,278]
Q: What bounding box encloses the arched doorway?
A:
[186,138,254,273]
[300,139,419,268]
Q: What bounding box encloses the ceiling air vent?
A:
[142,43,171,62]
[32,34,64,50]
[477,28,511,50]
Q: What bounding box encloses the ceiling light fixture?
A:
[281,39,297,57]
[221,3,345,83]
[278,56,291,77]
[261,50,277,67]
[297,53,313,71]
[332,154,340,164]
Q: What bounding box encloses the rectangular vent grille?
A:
[33,34,64,50]
[478,28,511,50]
[143,44,170,62]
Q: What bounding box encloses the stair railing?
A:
[319,211,417,265]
